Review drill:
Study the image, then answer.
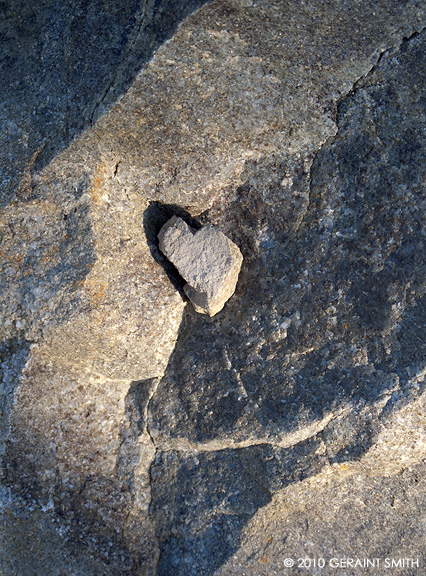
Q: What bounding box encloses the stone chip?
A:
[158,216,243,316]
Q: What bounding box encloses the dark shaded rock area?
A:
[0,338,30,468]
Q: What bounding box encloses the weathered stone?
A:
[216,460,426,576]
[147,21,426,574]
[3,354,160,574]
[152,386,426,576]
[158,216,243,316]
[1,0,426,574]
[0,0,211,208]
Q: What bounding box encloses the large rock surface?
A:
[1,0,426,574]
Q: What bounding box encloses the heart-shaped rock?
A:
[158,216,243,316]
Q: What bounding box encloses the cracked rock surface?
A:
[1,0,426,575]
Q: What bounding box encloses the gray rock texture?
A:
[216,460,426,576]
[1,0,426,575]
[158,216,243,315]
[0,0,211,208]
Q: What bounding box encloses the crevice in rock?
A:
[116,377,162,487]
[334,24,426,116]
[143,201,202,294]
[150,407,348,454]
[116,379,152,483]
[297,23,426,239]
[115,377,162,573]
[145,381,162,576]
[146,381,404,458]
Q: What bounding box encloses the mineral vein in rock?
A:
[158,216,243,316]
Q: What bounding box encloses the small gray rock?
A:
[158,216,243,316]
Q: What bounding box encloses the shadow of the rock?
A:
[143,201,202,293]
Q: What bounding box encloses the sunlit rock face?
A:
[1,0,426,574]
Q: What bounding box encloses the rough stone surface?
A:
[1,0,426,574]
[0,0,211,207]
[158,216,243,315]
[216,460,426,576]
